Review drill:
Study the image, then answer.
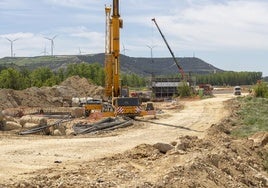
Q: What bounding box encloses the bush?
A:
[254,82,268,98]
[178,82,192,97]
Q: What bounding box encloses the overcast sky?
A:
[0,0,267,76]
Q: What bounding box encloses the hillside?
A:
[0,54,223,76]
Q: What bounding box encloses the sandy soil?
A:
[0,93,234,184]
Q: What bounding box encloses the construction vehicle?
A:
[198,84,213,96]
[233,86,241,95]
[85,0,154,118]
[84,99,103,116]
[151,18,185,81]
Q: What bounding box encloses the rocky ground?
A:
[0,79,268,187]
[0,99,267,187]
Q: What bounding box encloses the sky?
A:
[0,0,268,76]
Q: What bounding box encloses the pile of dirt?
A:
[59,75,103,98]
[5,99,268,187]
[0,76,104,110]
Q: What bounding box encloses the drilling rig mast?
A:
[84,0,155,118]
[105,0,123,98]
[103,0,149,118]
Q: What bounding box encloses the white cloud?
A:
[0,0,27,9]
[0,32,34,39]
[46,26,105,55]
[56,26,104,41]
[0,0,267,75]
[43,0,100,10]
[146,1,268,51]
[0,32,48,57]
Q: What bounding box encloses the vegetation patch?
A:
[195,71,262,86]
[232,96,268,137]
[0,63,147,90]
[253,81,268,98]
[177,82,192,97]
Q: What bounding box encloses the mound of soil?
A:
[59,75,103,98]
[0,76,104,110]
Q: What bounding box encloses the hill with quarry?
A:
[0,53,223,76]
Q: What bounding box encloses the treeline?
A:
[0,63,263,90]
[0,63,147,90]
[121,73,147,87]
[195,71,262,86]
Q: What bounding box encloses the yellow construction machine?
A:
[85,0,154,118]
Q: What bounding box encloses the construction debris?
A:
[73,117,133,134]
[0,76,105,133]
[19,117,72,135]
[19,115,47,128]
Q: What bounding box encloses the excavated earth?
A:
[0,75,103,110]
[0,78,268,187]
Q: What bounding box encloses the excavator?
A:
[85,0,154,118]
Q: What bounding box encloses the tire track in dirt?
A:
[0,94,234,184]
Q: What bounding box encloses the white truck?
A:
[234,86,241,95]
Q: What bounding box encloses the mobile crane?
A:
[152,18,185,80]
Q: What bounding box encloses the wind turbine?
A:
[122,43,129,55]
[78,47,86,55]
[41,45,49,56]
[146,44,157,64]
[6,38,19,57]
[44,35,57,56]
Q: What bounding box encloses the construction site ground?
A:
[1,83,268,187]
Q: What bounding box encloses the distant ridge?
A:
[0,53,223,76]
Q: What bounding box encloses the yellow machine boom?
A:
[105,0,123,98]
[84,0,155,118]
[92,0,155,118]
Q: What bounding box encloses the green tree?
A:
[178,82,192,97]
[66,63,105,85]
[20,68,32,89]
[0,68,24,90]
[30,67,55,87]
[56,68,66,83]
[196,71,262,86]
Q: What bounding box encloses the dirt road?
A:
[0,94,234,184]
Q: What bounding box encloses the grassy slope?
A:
[232,96,268,137]
[0,56,78,66]
[0,55,222,76]
[229,96,268,172]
